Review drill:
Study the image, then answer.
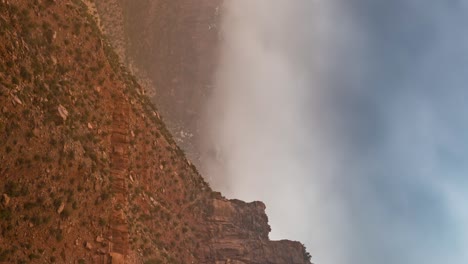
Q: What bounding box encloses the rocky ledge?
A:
[199,196,311,264]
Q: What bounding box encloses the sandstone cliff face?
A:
[92,1,313,263]
[0,0,312,263]
[201,198,310,264]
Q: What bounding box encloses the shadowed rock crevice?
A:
[109,95,131,261]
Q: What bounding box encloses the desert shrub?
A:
[4,181,28,197]
[19,66,31,81]
[98,217,106,227]
[50,228,63,242]
[28,253,40,260]
[0,208,11,221]
[144,259,162,264]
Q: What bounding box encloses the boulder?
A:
[12,95,22,105]
[85,241,93,250]
[110,252,125,264]
[2,194,10,207]
[57,202,65,214]
[57,105,69,121]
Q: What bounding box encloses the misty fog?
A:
[202,1,468,264]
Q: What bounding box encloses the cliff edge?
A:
[0,0,312,263]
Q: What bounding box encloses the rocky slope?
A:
[0,0,312,263]
[94,0,220,165]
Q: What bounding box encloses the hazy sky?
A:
[204,1,468,264]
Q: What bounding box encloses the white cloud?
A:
[201,1,468,263]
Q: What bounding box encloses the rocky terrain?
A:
[94,0,221,165]
[0,0,312,263]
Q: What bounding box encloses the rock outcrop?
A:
[202,198,310,264]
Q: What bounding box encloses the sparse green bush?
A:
[98,217,106,227]
[0,248,11,261]
[4,181,28,197]
[23,202,38,210]
[50,228,63,242]
[0,208,11,221]
[28,253,40,260]
[19,66,31,81]
[144,259,162,264]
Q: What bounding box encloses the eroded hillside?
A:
[94,0,220,166]
[0,0,311,263]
